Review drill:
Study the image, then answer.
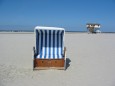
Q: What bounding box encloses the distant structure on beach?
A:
[86,23,101,33]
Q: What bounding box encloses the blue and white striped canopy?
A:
[35,26,65,59]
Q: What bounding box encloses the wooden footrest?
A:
[34,59,65,68]
[34,67,65,70]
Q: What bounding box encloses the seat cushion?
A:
[36,54,64,59]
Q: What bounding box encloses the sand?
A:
[0,32,115,86]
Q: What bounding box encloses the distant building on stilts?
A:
[86,23,101,33]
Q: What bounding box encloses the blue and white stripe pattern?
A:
[35,27,64,59]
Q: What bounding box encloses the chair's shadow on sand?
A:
[66,58,71,70]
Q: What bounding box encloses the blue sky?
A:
[0,0,115,32]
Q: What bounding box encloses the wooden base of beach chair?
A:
[34,67,65,70]
[33,59,65,70]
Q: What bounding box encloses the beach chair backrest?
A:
[35,26,65,59]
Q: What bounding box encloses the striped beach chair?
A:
[33,26,66,70]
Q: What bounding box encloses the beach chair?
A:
[33,26,66,70]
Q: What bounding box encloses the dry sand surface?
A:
[0,32,115,86]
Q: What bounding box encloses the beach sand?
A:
[0,32,115,86]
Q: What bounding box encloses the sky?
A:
[0,0,115,32]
